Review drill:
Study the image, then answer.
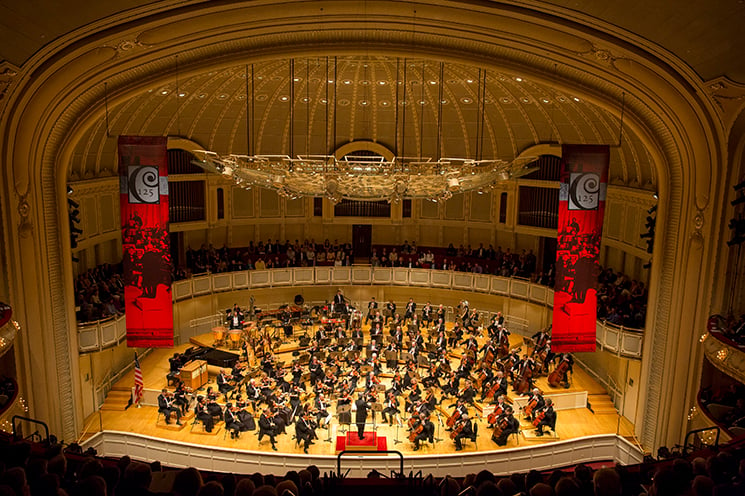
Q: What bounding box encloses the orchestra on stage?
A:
[163,290,571,452]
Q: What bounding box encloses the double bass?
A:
[514,361,533,395]
[548,359,570,388]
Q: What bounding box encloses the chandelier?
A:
[191,150,537,203]
[190,57,538,203]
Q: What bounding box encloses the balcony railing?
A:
[78,267,644,358]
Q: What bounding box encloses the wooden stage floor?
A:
[86,326,636,457]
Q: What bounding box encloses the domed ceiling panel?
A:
[67,56,653,190]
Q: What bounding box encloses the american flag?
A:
[133,352,144,405]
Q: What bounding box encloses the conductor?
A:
[333,289,347,314]
[354,393,371,440]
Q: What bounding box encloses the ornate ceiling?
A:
[4,0,737,192]
[67,56,655,189]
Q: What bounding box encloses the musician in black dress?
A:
[258,408,278,450]
[157,389,182,425]
[535,398,557,436]
[354,394,371,440]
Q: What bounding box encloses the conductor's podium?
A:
[335,431,387,454]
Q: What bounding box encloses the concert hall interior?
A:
[1,0,745,487]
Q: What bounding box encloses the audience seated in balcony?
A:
[74,263,124,323]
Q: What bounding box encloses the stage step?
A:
[100,389,132,411]
[588,395,617,415]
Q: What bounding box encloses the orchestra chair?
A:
[166,372,180,387]
[460,422,478,449]
[190,417,207,433]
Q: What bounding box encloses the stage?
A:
[82,320,638,475]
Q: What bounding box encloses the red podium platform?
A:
[335,431,387,454]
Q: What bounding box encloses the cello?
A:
[449,417,466,439]
[548,358,570,388]
[409,420,424,442]
[446,409,461,428]
[487,403,504,424]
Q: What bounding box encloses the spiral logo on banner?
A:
[128,165,160,204]
[568,172,600,210]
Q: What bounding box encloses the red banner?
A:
[551,145,609,352]
[118,136,173,348]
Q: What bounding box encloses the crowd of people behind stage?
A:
[73,263,125,323]
[1,433,745,496]
[71,238,647,329]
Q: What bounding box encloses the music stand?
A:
[371,402,383,429]
[354,337,364,348]
[360,365,373,374]
[385,350,398,370]
[337,404,352,434]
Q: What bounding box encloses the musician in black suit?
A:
[295,411,317,453]
[194,396,214,432]
[404,298,417,323]
[365,297,378,324]
[453,414,474,451]
[333,289,347,314]
[535,398,557,436]
[354,394,370,440]
[421,302,433,327]
[258,408,278,450]
[217,369,234,400]
[411,413,435,451]
[157,389,182,425]
[491,406,519,446]
[224,403,242,439]
[382,392,400,424]
[385,300,396,324]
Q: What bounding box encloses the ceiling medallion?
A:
[192,151,537,203]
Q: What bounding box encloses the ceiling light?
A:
[429,81,437,85]
[279,96,289,101]
[178,92,187,97]
[573,97,581,102]
[328,79,334,83]
[160,89,170,95]
[514,77,523,82]
[343,80,352,85]
[466,79,474,83]
[217,94,228,99]
[378,81,387,85]
[461,97,472,104]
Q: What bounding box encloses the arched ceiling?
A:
[67,55,655,189]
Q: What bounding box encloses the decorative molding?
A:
[705,76,745,130]
[701,332,745,385]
